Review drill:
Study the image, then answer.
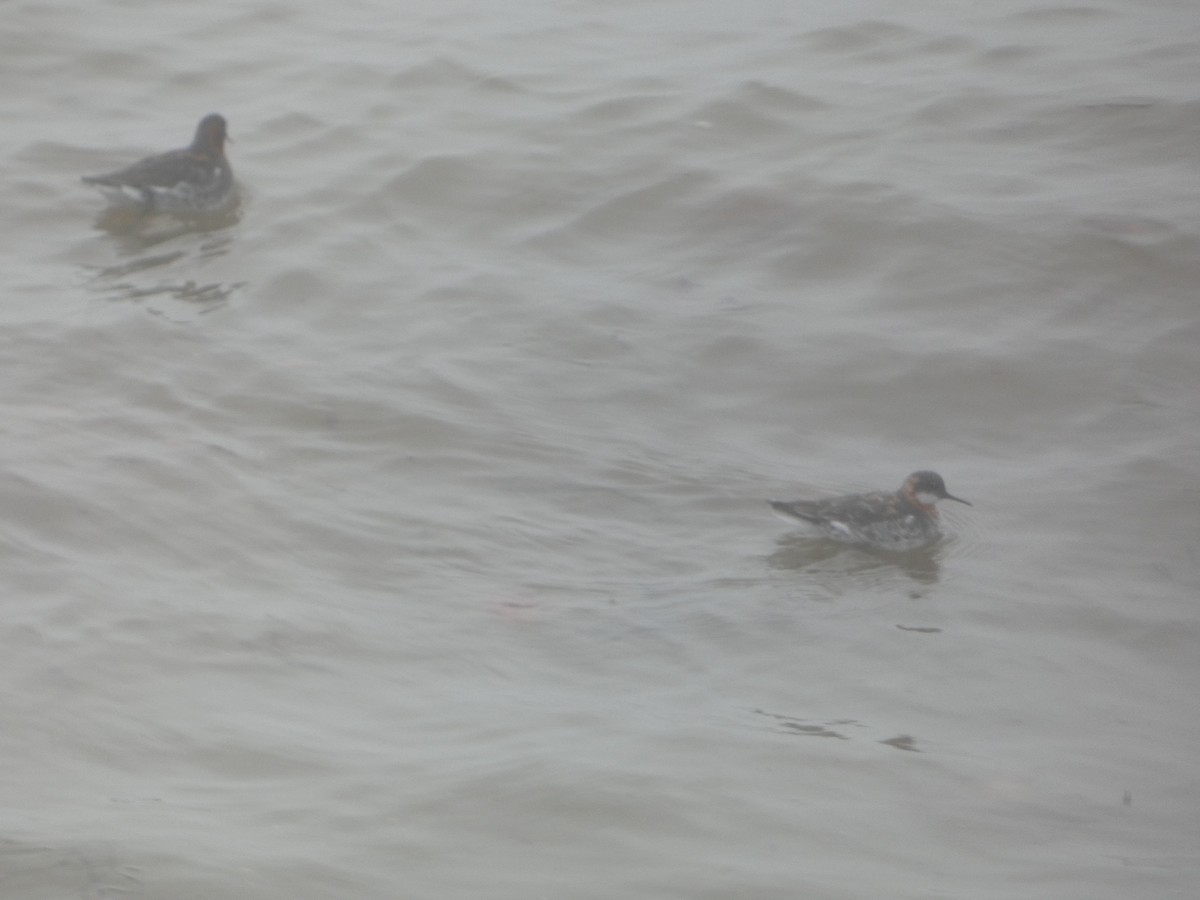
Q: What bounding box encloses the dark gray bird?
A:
[770,470,971,551]
[82,113,233,213]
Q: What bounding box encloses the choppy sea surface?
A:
[3,1,1199,897]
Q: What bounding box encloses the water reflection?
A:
[754,710,925,753]
[83,199,244,314]
[766,533,944,586]
[91,196,241,245]
[878,734,921,752]
[92,274,243,311]
[754,708,856,740]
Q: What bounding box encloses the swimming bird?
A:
[82,113,234,213]
[769,470,971,552]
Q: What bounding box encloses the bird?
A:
[769,470,971,552]
[82,113,234,213]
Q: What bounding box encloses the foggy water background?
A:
[2,1,1199,897]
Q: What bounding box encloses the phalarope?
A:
[770,470,971,552]
[82,113,233,213]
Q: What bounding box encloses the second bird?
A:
[82,113,234,214]
[769,470,971,552]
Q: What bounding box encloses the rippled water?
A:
[4,1,1199,897]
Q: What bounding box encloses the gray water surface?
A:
[3,1,1199,897]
